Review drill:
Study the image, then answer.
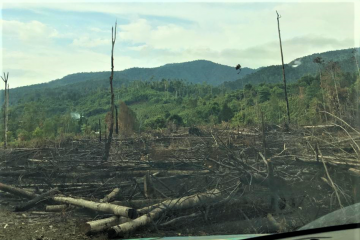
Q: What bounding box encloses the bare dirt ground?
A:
[0,125,358,239]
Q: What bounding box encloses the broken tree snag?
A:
[103,20,117,161]
[349,168,360,203]
[138,189,221,215]
[52,196,138,219]
[109,208,163,238]
[276,11,290,124]
[84,216,130,234]
[15,188,59,212]
[0,182,38,199]
[144,171,155,198]
[1,72,9,149]
[100,188,120,203]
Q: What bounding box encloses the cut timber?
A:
[84,216,130,234]
[109,208,163,238]
[138,189,221,214]
[53,196,138,219]
[100,188,120,203]
[15,188,59,212]
[0,182,38,199]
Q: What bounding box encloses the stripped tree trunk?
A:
[53,196,137,219]
[103,21,117,161]
[109,208,163,238]
[84,216,130,234]
[138,189,221,214]
[276,11,290,124]
[1,73,9,149]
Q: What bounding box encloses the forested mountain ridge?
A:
[4,60,255,105]
[7,48,359,106]
[223,47,360,89]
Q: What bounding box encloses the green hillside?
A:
[4,60,255,105]
[1,48,360,146]
[223,48,360,89]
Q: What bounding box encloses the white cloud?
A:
[1,19,59,42]
[72,36,109,48]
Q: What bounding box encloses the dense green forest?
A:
[1,48,360,146]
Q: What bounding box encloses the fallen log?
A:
[84,216,130,234]
[100,188,120,203]
[0,182,38,199]
[112,199,166,209]
[15,188,59,212]
[108,208,163,238]
[138,189,221,214]
[53,196,138,219]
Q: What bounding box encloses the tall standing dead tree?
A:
[103,21,117,161]
[276,11,290,124]
[1,72,9,149]
[313,57,327,122]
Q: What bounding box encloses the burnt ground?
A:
[0,125,359,239]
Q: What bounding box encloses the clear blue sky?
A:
[1,1,358,88]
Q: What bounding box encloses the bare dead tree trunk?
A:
[103,21,117,161]
[276,11,290,124]
[314,57,328,122]
[1,72,9,149]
